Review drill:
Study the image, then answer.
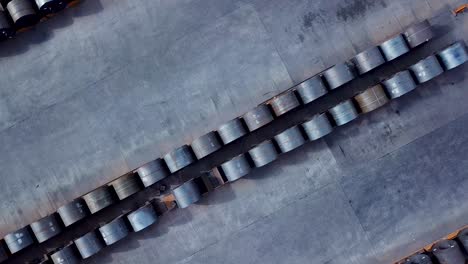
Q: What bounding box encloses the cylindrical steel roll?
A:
[109,174,142,200]
[243,104,274,132]
[0,8,14,41]
[220,154,252,182]
[329,100,359,126]
[295,75,328,104]
[432,240,465,264]
[248,140,278,167]
[458,228,468,252]
[30,214,62,243]
[57,198,88,227]
[322,62,356,90]
[438,41,468,70]
[82,186,116,214]
[273,126,306,153]
[35,0,66,13]
[127,203,158,232]
[217,118,247,144]
[302,113,333,140]
[269,90,301,116]
[50,244,80,264]
[352,46,386,74]
[409,55,443,83]
[405,254,433,264]
[404,20,434,48]
[99,216,129,246]
[191,131,222,159]
[163,145,196,173]
[4,226,34,254]
[382,70,417,99]
[354,84,389,113]
[135,159,170,187]
[74,230,104,259]
[380,34,410,61]
[172,179,202,209]
[0,241,7,262]
[6,0,38,28]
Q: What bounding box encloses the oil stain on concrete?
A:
[336,0,388,21]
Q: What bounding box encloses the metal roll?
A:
[458,228,468,252]
[302,113,333,140]
[295,75,328,104]
[248,140,278,167]
[352,46,386,74]
[409,55,443,83]
[34,0,66,14]
[404,20,434,48]
[50,244,80,264]
[405,254,433,264]
[322,62,356,89]
[432,240,465,264]
[273,126,306,153]
[268,90,301,116]
[99,216,129,246]
[109,174,142,200]
[220,154,252,182]
[0,241,7,262]
[438,41,468,70]
[127,203,158,232]
[354,84,389,113]
[329,100,359,126]
[163,145,196,173]
[135,158,170,187]
[82,186,116,214]
[74,230,104,259]
[57,198,88,227]
[30,214,62,243]
[0,8,14,41]
[217,118,247,144]
[4,226,34,254]
[379,34,410,61]
[172,179,202,209]
[243,104,274,131]
[6,0,38,28]
[382,70,417,99]
[191,131,222,159]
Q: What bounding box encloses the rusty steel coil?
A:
[172,179,202,209]
[352,46,386,74]
[248,140,278,167]
[379,34,410,61]
[269,90,301,116]
[354,84,389,113]
[409,55,444,83]
[220,154,252,182]
[217,118,247,144]
[243,104,274,132]
[163,145,196,173]
[30,214,62,243]
[295,75,328,104]
[191,131,222,159]
[135,158,170,188]
[403,20,434,48]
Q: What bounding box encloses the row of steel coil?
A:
[0,0,81,41]
[0,19,467,264]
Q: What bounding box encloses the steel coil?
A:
[379,34,410,61]
[6,0,38,28]
[34,0,66,14]
[135,158,170,187]
[50,243,79,264]
[82,186,116,214]
[172,179,202,209]
[405,254,433,264]
[191,131,222,159]
[217,118,247,144]
[248,140,278,167]
[243,104,274,131]
[127,203,158,232]
[295,75,328,104]
[329,100,359,126]
[404,20,434,48]
[322,62,356,89]
[109,174,142,200]
[352,46,386,74]
[382,70,417,99]
[57,198,89,227]
[30,214,62,243]
[458,228,468,252]
[438,41,468,70]
[4,226,34,254]
[0,242,7,262]
[220,154,252,182]
[409,55,443,83]
[432,240,465,264]
[74,230,104,259]
[269,90,301,116]
[302,113,333,140]
[99,216,129,246]
[354,84,389,113]
[163,145,196,173]
[273,126,306,153]
[0,9,14,40]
